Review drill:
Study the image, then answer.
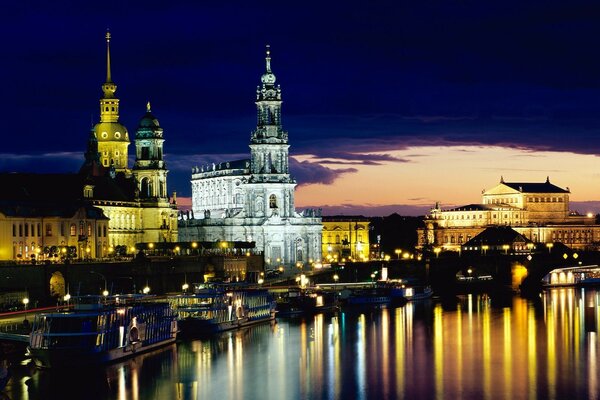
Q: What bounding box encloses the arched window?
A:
[269,194,277,208]
[87,223,92,236]
[70,224,76,236]
[141,178,150,198]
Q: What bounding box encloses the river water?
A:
[6,288,600,400]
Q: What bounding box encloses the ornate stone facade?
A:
[419,177,599,251]
[322,217,370,262]
[181,47,322,268]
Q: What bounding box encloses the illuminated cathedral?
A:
[179,47,322,268]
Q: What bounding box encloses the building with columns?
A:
[321,217,370,262]
[180,46,322,269]
[418,177,600,251]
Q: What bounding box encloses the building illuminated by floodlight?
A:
[179,47,322,269]
[418,177,600,251]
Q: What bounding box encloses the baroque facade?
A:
[322,217,370,262]
[85,32,178,249]
[0,33,178,261]
[180,47,322,268]
[419,177,600,251]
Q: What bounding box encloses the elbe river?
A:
[7,288,600,400]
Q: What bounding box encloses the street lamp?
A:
[434,247,441,258]
[546,242,554,253]
[333,274,339,282]
[143,286,150,294]
[182,282,189,292]
[22,297,29,311]
[502,244,510,255]
[395,249,401,259]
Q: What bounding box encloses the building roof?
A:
[322,215,369,222]
[0,172,136,204]
[0,200,108,220]
[445,204,492,212]
[501,181,569,193]
[463,226,531,247]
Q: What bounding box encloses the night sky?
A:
[4,2,600,215]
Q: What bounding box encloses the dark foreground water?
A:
[4,288,600,400]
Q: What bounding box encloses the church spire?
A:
[250,45,291,179]
[265,44,272,73]
[93,30,130,173]
[102,30,117,99]
[105,30,112,83]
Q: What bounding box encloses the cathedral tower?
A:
[133,102,168,200]
[93,31,130,173]
[247,46,296,218]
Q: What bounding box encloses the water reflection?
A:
[6,289,600,399]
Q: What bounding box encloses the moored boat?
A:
[542,265,600,287]
[169,285,276,336]
[275,289,338,317]
[28,295,177,368]
[344,285,407,306]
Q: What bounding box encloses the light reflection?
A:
[503,307,511,399]
[589,332,598,399]
[381,308,390,398]
[433,304,444,398]
[482,298,491,400]
[15,289,600,400]
[356,314,366,400]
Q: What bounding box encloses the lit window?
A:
[70,224,76,236]
[269,194,277,208]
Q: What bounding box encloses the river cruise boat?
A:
[344,283,407,306]
[275,289,338,317]
[542,265,600,287]
[28,295,177,368]
[169,285,276,336]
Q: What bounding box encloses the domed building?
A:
[0,32,178,261]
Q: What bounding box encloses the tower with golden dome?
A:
[94,31,130,173]
[81,32,178,250]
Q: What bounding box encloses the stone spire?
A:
[93,30,130,172]
[249,45,292,180]
[252,45,286,142]
[102,30,117,99]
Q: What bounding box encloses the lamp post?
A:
[395,249,401,260]
[434,247,441,258]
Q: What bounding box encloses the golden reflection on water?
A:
[47,288,600,400]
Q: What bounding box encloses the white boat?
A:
[28,295,178,368]
[542,265,600,287]
[168,285,276,336]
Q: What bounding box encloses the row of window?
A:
[324,234,364,244]
[528,197,563,203]
[445,213,524,220]
[12,222,107,238]
[443,235,472,244]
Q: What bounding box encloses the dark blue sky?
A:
[3,1,600,208]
